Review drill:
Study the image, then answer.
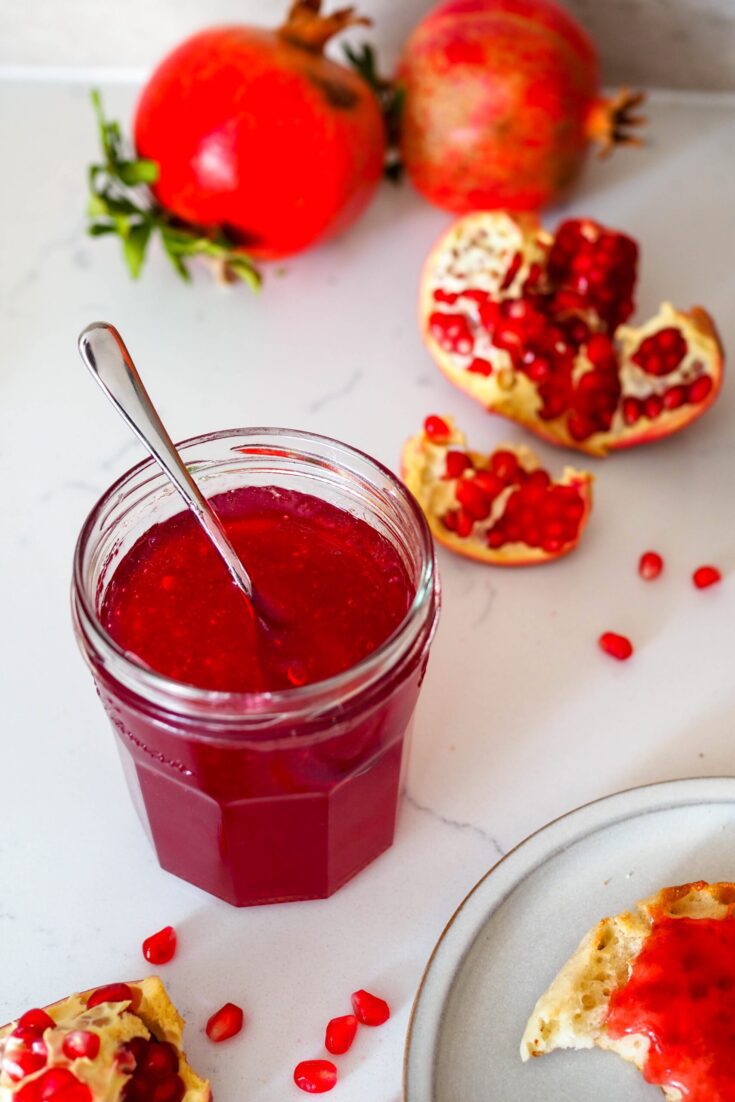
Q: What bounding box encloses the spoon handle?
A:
[78,322,254,600]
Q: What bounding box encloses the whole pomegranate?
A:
[134,1,386,260]
[397,0,645,212]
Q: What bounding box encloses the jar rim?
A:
[72,426,439,723]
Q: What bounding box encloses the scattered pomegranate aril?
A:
[351,989,390,1027]
[423,414,451,442]
[205,1002,244,1043]
[86,983,136,1011]
[693,565,721,589]
[638,551,664,580]
[293,1059,337,1094]
[142,925,177,965]
[324,1014,358,1055]
[421,212,724,456]
[598,632,634,661]
[62,1031,100,1061]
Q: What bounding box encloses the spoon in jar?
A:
[78,321,263,619]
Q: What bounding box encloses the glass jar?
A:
[72,428,440,906]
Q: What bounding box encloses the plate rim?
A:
[403,774,735,1101]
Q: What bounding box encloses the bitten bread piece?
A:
[520,881,735,1100]
[0,976,211,1101]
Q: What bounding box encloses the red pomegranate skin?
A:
[397,0,603,212]
[134,26,386,260]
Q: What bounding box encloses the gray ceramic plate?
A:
[404,776,735,1101]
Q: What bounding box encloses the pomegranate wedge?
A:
[0,978,210,1102]
[402,415,593,565]
[420,213,724,456]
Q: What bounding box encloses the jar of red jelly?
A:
[72,428,439,906]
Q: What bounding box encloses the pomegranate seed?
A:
[2,1035,48,1081]
[17,1010,55,1034]
[62,1031,100,1061]
[598,632,634,661]
[663,384,686,410]
[622,397,641,425]
[324,1014,358,1055]
[455,509,474,538]
[444,450,473,479]
[631,327,687,376]
[351,989,390,1026]
[293,1060,337,1094]
[455,478,491,521]
[693,565,721,589]
[16,1068,92,1102]
[638,551,663,580]
[86,983,135,1010]
[490,450,519,482]
[423,414,450,441]
[142,926,177,965]
[139,1041,179,1080]
[149,1078,185,1102]
[429,311,473,355]
[467,356,493,375]
[688,375,713,404]
[472,470,504,499]
[205,1002,244,1043]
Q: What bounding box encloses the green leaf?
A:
[226,256,262,290]
[118,158,160,186]
[123,221,153,278]
[160,234,192,281]
[342,42,404,182]
[86,91,260,290]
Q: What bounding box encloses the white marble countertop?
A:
[1,81,734,1100]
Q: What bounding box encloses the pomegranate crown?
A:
[280,0,371,52]
[588,88,647,157]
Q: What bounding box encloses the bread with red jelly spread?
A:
[521,881,735,1100]
[0,976,211,1101]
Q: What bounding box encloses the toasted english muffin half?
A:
[521,881,735,1100]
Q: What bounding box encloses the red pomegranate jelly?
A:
[606,914,735,1099]
[100,487,412,693]
[83,479,435,907]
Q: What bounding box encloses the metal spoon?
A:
[78,321,257,606]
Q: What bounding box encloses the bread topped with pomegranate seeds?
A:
[521,881,735,1100]
[0,976,210,1101]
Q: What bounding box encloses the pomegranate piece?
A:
[293,1059,338,1094]
[638,551,664,580]
[693,565,721,589]
[0,979,211,1102]
[205,1002,243,1043]
[598,632,634,661]
[351,989,390,1027]
[420,212,724,456]
[401,414,593,566]
[142,926,177,965]
[397,0,645,213]
[324,1014,358,1055]
[62,1031,100,1061]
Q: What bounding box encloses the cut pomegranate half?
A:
[402,415,593,566]
[420,212,724,456]
[0,978,210,1102]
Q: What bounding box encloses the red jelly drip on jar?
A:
[606,914,735,1099]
